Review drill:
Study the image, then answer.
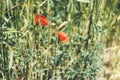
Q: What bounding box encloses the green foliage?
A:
[0,0,119,80]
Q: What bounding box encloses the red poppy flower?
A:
[58,31,69,43]
[34,14,49,26]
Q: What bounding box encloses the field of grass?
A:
[0,0,120,80]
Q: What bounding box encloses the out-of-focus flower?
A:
[34,14,49,26]
[58,31,69,43]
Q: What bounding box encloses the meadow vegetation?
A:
[0,0,120,80]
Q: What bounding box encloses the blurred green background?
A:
[0,0,120,80]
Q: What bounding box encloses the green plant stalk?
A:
[85,0,95,49]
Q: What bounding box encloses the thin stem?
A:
[85,0,95,49]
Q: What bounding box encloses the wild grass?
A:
[0,0,120,80]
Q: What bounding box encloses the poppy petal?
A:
[34,14,49,26]
[58,32,69,43]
